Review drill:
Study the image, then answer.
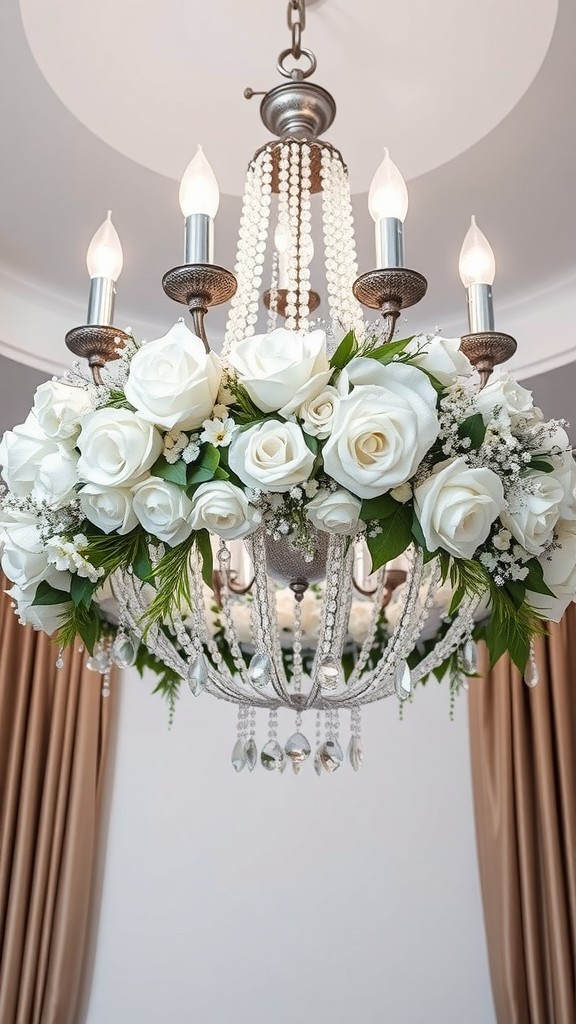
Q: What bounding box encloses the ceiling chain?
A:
[287,0,306,59]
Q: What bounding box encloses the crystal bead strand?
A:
[297,142,312,330]
[231,705,248,772]
[246,707,258,770]
[311,534,349,693]
[223,149,272,354]
[261,709,286,771]
[214,541,256,689]
[283,594,312,774]
[332,155,365,338]
[285,141,301,329]
[411,594,480,685]
[348,706,363,771]
[246,531,290,701]
[314,711,323,776]
[524,642,540,687]
[345,569,387,689]
[267,250,279,333]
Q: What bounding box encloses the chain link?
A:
[287,0,306,59]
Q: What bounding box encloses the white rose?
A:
[33,379,93,440]
[474,373,534,424]
[2,519,71,590]
[7,582,72,635]
[305,489,362,535]
[124,321,221,430]
[528,520,576,622]
[32,448,79,508]
[227,328,332,416]
[228,420,314,492]
[414,457,505,559]
[80,484,138,535]
[551,449,576,521]
[132,478,194,546]
[407,335,472,384]
[0,412,59,497]
[189,481,261,540]
[501,472,563,555]
[300,385,341,439]
[322,360,440,498]
[77,409,162,487]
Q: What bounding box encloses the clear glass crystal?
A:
[261,740,285,772]
[245,737,258,772]
[317,655,343,691]
[231,738,247,773]
[348,734,363,772]
[394,659,412,701]
[461,637,478,675]
[285,731,311,765]
[319,738,343,773]
[248,652,272,689]
[188,652,208,696]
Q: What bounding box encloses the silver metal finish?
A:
[260,81,336,139]
[184,213,214,265]
[466,282,495,333]
[375,217,405,269]
[87,276,115,326]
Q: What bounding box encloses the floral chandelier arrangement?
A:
[1,0,575,775]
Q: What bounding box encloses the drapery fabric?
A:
[468,610,576,1024]
[0,581,117,1024]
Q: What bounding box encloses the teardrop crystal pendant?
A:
[248,652,272,690]
[231,738,247,773]
[314,747,323,776]
[245,737,258,772]
[111,634,137,669]
[394,659,412,700]
[461,638,477,675]
[285,732,311,768]
[188,652,208,696]
[348,735,363,772]
[317,655,343,691]
[524,658,539,688]
[319,738,343,772]
[261,740,286,771]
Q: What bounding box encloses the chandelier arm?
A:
[410,594,480,683]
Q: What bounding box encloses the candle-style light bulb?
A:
[85,211,123,326]
[179,145,220,219]
[179,146,219,264]
[368,148,409,223]
[368,149,408,268]
[459,216,496,333]
[459,215,496,287]
[86,211,123,282]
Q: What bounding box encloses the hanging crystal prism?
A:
[231,738,247,773]
[188,652,208,696]
[395,659,412,701]
[524,643,540,688]
[461,637,478,675]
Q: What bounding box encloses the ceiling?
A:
[0,0,575,355]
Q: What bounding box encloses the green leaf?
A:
[458,413,487,450]
[195,529,214,589]
[186,444,220,487]
[150,456,188,489]
[504,580,526,609]
[364,336,412,364]
[76,606,101,654]
[411,514,436,562]
[213,466,230,481]
[70,574,98,609]
[32,580,71,606]
[524,558,555,597]
[484,612,510,668]
[133,536,154,583]
[330,330,357,370]
[361,493,399,521]
[303,433,319,456]
[366,504,412,572]
[528,458,555,474]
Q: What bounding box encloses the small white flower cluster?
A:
[163,430,201,464]
[46,534,104,583]
[479,528,531,586]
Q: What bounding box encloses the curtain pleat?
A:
[0,580,117,1024]
[468,608,576,1024]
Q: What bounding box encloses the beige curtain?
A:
[468,609,576,1024]
[0,580,117,1024]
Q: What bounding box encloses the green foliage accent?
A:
[303,433,319,457]
[364,336,412,364]
[524,558,555,597]
[195,529,214,590]
[330,330,358,370]
[32,580,71,606]
[150,455,188,489]
[70,574,99,609]
[133,534,154,583]
[57,603,102,654]
[366,503,413,571]
[134,644,182,727]
[360,493,399,521]
[105,389,135,411]
[528,458,554,474]
[142,533,197,628]
[411,514,437,563]
[186,444,220,488]
[226,375,262,424]
[458,413,487,450]
[81,526,149,580]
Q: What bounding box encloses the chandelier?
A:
[2,0,576,775]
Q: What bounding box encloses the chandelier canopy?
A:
[1,0,575,774]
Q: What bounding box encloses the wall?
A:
[83,669,495,1024]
